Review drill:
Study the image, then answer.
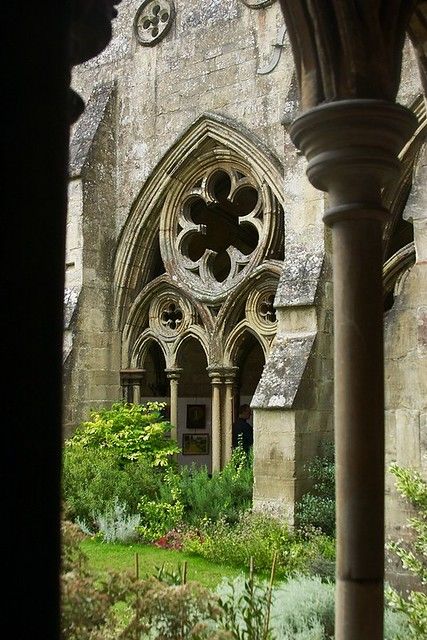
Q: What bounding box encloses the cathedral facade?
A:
[65,0,426,552]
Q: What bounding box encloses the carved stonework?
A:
[278,1,417,110]
[257,24,288,75]
[246,284,278,336]
[149,292,194,340]
[160,149,282,304]
[134,0,175,46]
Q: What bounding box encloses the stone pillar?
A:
[120,369,145,403]
[290,100,417,640]
[166,368,182,442]
[132,383,141,404]
[223,367,238,465]
[209,370,222,473]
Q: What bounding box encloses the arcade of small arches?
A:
[116,117,285,473]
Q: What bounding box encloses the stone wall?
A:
[384,141,427,588]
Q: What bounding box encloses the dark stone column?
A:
[290,100,417,640]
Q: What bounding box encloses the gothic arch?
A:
[122,274,213,367]
[224,323,269,367]
[172,327,210,368]
[215,262,281,364]
[130,332,168,368]
[113,112,284,326]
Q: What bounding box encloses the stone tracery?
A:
[160,147,282,304]
[134,0,175,46]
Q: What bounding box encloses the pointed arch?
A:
[129,332,169,369]
[122,274,213,367]
[172,327,210,367]
[216,261,282,333]
[113,112,284,326]
[224,323,269,367]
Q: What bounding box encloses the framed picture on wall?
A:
[186,404,206,429]
[182,433,209,455]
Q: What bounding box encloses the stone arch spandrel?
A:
[215,261,281,363]
[382,96,426,307]
[384,129,427,586]
[383,95,426,255]
[113,112,285,325]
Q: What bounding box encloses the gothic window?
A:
[160,147,282,304]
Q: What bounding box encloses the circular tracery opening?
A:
[259,294,276,323]
[185,170,259,282]
[160,302,183,330]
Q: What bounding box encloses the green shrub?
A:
[138,496,185,542]
[217,573,406,640]
[295,443,335,536]
[175,445,253,526]
[183,511,335,580]
[61,523,229,640]
[385,464,427,639]
[66,401,180,465]
[217,566,275,640]
[62,401,180,528]
[89,498,141,544]
[120,577,228,640]
[62,445,162,526]
[61,519,127,640]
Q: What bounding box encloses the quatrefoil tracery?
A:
[134,0,174,46]
[161,302,183,330]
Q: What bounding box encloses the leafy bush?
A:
[61,519,126,640]
[120,577,228,639]
[66,401,180,465]
[385,464,427,639]
[295,443,335,536]
[61,523,229,640]
[62,445,162,526]
[60,521,404,640]
[183,511,335,580]
[62,401,180,528]
[216,573,406,640]
[138,496,184,542]
[174,445,253,526]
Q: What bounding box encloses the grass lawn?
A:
[81,538,246,589]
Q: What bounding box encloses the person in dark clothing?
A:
[232,404,253,456]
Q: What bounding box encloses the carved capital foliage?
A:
[278,0,418,110]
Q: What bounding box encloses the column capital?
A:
[165,367,183,381]
[223,366,239,383]
[120,368,145,382]
[290,100,418,226]
[207,365,238,381]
